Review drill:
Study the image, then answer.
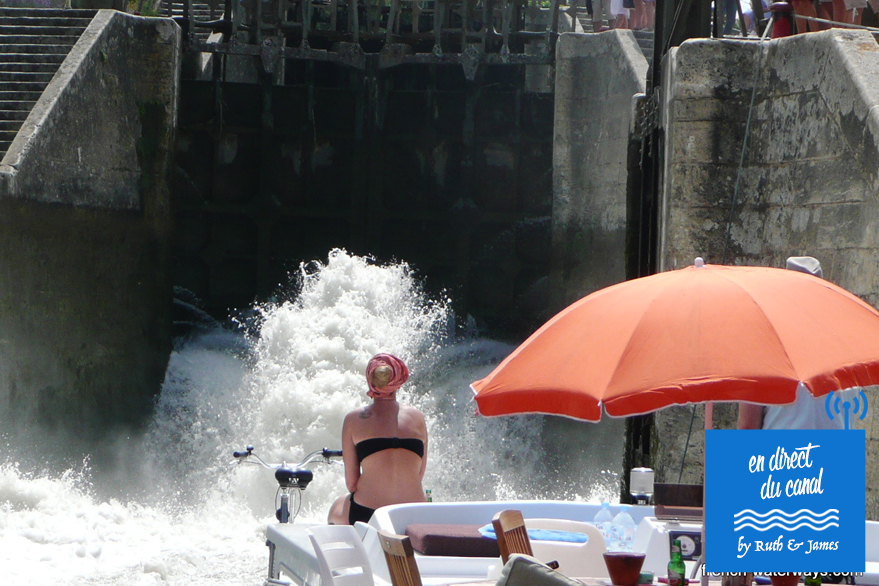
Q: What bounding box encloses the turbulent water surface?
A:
[0,250,623,586]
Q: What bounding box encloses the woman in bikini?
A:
[327,353,428,524]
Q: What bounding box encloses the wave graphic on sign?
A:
[733,508,839,532]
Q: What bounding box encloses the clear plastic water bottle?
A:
[592,502,615,549]
[611,504,636,552]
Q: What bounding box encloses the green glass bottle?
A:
[426,489,432,502]
[804,574,821,586]
[668,539,686,586]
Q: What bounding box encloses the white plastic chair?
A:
[309,525,376,586]
[354,521,392,585]
[524,518,609,579]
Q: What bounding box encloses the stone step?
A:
[0,71,54,83]
[0,44,74,54]
[0,52,65,63]
[0,8,98,18]
[0,34,81,45]
[0,110,30,121]
[0,100,37,111]
[575,10,655,61]
[0,16,94,27]
[0,120,23,131]
[0,90,43,101]
[0,129,19,141]
[0,25,91,37]
[0,61,58,73]
[0,141,13,155]
[0,81,50,92]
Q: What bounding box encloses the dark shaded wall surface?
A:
[551,31,647,312]
[174,62,555,336]
[0,202,172,429]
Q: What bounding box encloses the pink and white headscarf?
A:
[366,354,409,398]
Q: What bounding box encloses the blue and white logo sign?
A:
[705,430,865,573]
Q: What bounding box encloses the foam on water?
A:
[0,249,621,586]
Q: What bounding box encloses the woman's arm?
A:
[417,411,428,481]
[342,412,360,493]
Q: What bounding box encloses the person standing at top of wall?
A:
[737,256,845,431]
[327,353,429,524]
[592,0,616,30]
[788,0,827,33]
[832,0,867,26]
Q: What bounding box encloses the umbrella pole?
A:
[702,402,712,586]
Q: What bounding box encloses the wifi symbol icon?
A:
[825,389,869,429]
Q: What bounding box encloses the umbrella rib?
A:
[601,274,679,407]
[709,267,799,386]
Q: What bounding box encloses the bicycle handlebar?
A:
[232,446,342,522]
[233,446,254,459]
[232,446,343,471]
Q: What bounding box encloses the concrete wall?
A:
[0,12,179,439]
[546,31,647,492]
[551,31,647,311]
[1,11,179,209]
[654,30,879,517]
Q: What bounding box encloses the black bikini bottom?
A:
[348,493,376,525]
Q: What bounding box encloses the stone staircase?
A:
[632,28,654,62]
[0,7,97,161]
[573,6,654,62]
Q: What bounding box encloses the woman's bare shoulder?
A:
[399,403,425,418]
[344,405,372,426]
[398,404,427,433]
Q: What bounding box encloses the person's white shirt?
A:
[761,383,850,430]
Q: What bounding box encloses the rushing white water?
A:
[0,249,623,586]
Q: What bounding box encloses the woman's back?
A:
[349,402,427,508]
[339,354,428,518]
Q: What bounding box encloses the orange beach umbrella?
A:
[471,260,879,421]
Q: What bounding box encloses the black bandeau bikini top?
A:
[355,436,425,463]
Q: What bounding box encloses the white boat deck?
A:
[264,500,879,586]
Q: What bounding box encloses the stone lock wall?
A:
[548,30,648,494]
[654,30,879,517]
[0,12,179,442]
[551,30,648,311]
